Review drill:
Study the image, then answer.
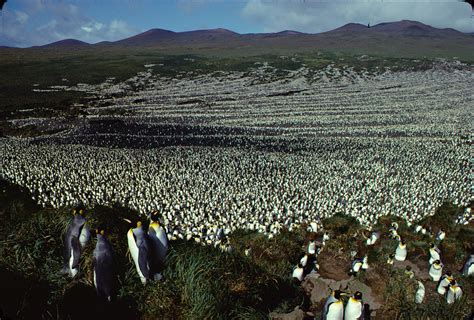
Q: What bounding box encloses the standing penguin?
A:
[148,211,169,281]
[92,227,118,302]
[394,239,407,261]
[428,243,441,265]
[461,254,474,276]
[436,271,453,295]
[308,240,317,254]
[351,257,363,275]
[292,263,304,281]
[366,231,380,246]
[429,260,443,282]
[446,280,463,304]
[124,218,150,285]
[322,290,345,320]
[62,209,89,277]
[415,281,425,304]
[344,291,363,320]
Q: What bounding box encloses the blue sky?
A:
[1,0,472,47]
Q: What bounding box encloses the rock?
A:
[270,307,306,320]
[303,273,354,304]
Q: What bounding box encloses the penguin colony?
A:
[291,216,473,318]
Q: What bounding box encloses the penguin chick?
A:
[93,228,119,302]
[429,260,443,282]
[62,209,88,277]
[322,290,345,320]
[415,281,425,304]
[148,212,169,281]
[344,291,363,320]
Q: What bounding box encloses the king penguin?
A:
[428,243,441,265]
[436,270,453,295]
[292,263,304,281]
[148,211,169,281]
[92,227,118,302]
[62,208,89,277]
[446,279,463,304]
[124,218,150,285]
[350,257,363,275]
[394,239,407,261]
[461,254,474,276]
[429,260,443,282]
[322,290,345,320]
[344,291,363,320]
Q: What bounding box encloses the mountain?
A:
[38,39,90,48]
[370,20,463,38]
[12,20,473,60]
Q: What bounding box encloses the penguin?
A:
[366,231,380,246]
[446,280,462,304]
[429,260,443,282]
[428,243,441,265]
[62,209,89,277]
[124,218,150,285]
[322,232,330,246]
[351,257,363,275]
[404,265,414,279]
[148,211,169,281]
[344,291,363,320]
[435,230,445,242]
[303,254,319,275]
[307,240,317,254]
[292,263,304,281]
[92,227,118,302]
[394,239,407,261]
[415,281,425,304]
[361,255,369,270]
[77,209,91,248]
[461,254,474,276]
[437,271,453,295]
[322,290,345,320]
[386,253,395,265]
[300,253,308,267]
[244,246,252,257]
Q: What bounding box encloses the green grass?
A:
[1,178,472,319]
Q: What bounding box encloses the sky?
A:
[0,0,472,47]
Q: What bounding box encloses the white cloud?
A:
[242,0,474,33]
[0,1,138,47]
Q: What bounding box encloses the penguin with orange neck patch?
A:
[123,218,150,285]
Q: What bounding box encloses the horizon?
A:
[1,0,473,48]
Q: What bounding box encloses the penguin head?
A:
[150,210,161,223]
[354,291,362,300]
[333,290,345,299]
[449,279,457,287]
[433,260,441,266]
[429,243,436,249]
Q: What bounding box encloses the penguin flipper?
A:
[71,237,81,268]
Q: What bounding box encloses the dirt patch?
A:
[317,251,351,281]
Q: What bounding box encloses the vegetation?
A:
[0,178,472,319]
